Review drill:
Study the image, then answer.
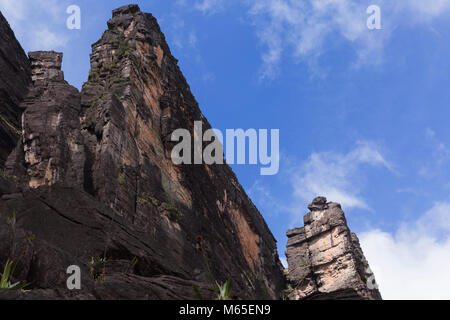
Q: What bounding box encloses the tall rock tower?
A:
[0,12,31,167]
[285,197,382,300]
[0,5,285,299]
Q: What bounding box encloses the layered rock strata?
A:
[0,5,285,300]
[0,5,381,300]
[285,197,382,300]
[0,12,31,167]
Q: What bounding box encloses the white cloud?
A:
[245,0,450,79]
[194,0,227,14]
[181,0,450,79]
[0,0,28,28]
[164,7,216,85]
[291,141,392,212]
[0,0,69,51]
[280,256,288,268]
[31,27,68,51]
[185,0,450,79]
[360,202,450,299]
[396,0,450,22]
[247,0,386,79]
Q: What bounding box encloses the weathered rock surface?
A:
[285,197,382,300]
[0,5,381,300]
[0,12,31,167]
[6,51,85,188]
[0,5,285,300]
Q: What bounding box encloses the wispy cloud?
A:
[360,202,450,299]
[0,0,70,51]
[162,6,216,85]
[419,128,450,179]
[248,0,408,79]
[31,27,68,50]
[396,0,450,22]
[194,0,227,15]
[216,0,450,80]
[291,141,392,212]
[0,0,28,28]
[249,142,392,227]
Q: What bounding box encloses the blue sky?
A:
[1,0,450,299]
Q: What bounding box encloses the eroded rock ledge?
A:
[285,197,382,300]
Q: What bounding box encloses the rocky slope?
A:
[0,5,380,300]
[285,197,382,300]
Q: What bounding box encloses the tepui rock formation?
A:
[0,5,381,300]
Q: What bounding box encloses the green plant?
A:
[101,63,118,75]
[0,169,18,184]
[149,196,159,207]
[0,260,30,294]
[89,256,108,281]
[130,256,138,267]
[88,69,100,83]
[196,235,235,300]
[161,202,182,222]
[137,197,148,205]
[6,208,16,227]
[123,256,139,275]
[0,115,21,136]
[117,39,132,60]
[193,285,204,300]
[215,278,232,300]
[117,173,126,185]
[90,256,108,265]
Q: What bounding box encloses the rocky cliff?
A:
[0,5,285,300]
[0,5,380,300]
[0,12,31,168]
[285,197,382,300]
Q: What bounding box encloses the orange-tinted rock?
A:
[0,5,285,300]
[286,197,382,300]
[0,12,31,167]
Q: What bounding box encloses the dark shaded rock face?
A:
[0,5,381,300]
[285,197,382,300]
[0,12,31,167]
[0,5,286,299]
[6,51,85,188]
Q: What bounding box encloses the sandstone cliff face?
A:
[285,197,382,300]
[0,5,381,300]
[0,12,31,167]
[6,51,85,189]
[0,5,285,300]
